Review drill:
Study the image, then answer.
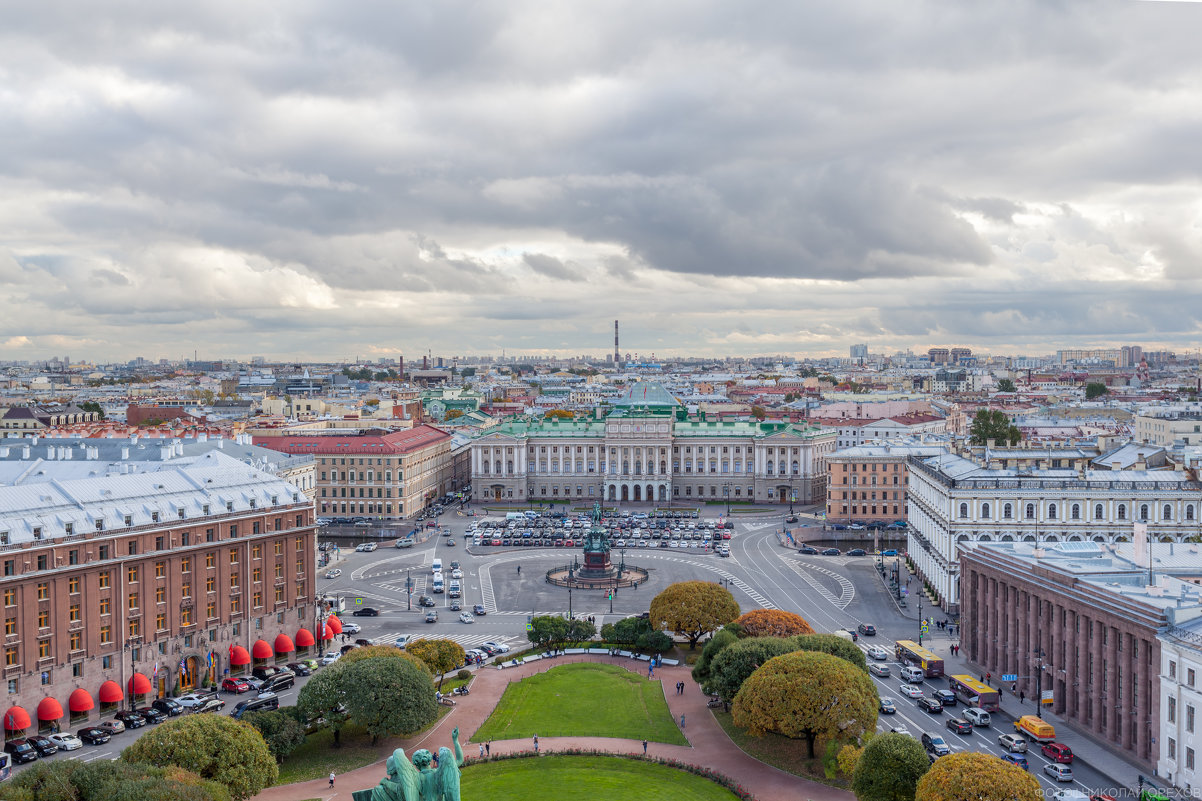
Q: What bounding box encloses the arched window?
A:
[1094,504,1104,520]
[1164,504,1173,521]
[1188,505,1196,522]
[959,503,969,519]
[1048,504,1057,520]
[1003,503,1013,520]
[1071,504,1080,520]
[981,503,991,519]
[1117,504,1126,520]
[1140,504,1149,521]
[1025,503,1035,520]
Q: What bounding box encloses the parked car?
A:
[1001,752,1029,770]
[47,733,83,751]
[1043,763,1074,783]
[857,623,877,636]
[4,738,39,764]
[482,641,511,653]
[821,548,841,556]
[351,607,379,617]
[76,727,112,745]
[918,697,943,714]
[847,548,867,556]
[193,698,226,714]
[222,677,251,694]
[136,706,168,724]
[879,698,897,714]
[1042,742,1074,763]
[115,710,147,728]
[946,717,973,735]
[998,733,1028,753]
[258,672,296,693]
[177,691,219,709]
[27,735,59,757]
[96,720,125,735]
[921,733,950,757]
[319,651,341,665]
[882,548,899,556]
[152,698,184,717]
[798,546,819,555]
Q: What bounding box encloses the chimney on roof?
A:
[1112,461,1121,470]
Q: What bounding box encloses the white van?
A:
[431,558,443,575]
[506,512,525,521]
[432,573,444,593]
[899,666,925,683]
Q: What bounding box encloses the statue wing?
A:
[392,748,422,801]
[435,746,462,801]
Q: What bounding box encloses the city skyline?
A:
[3,2,1202,361]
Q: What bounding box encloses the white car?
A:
[899,683,924,699]
[459,613,475,624]
[482,641,510,653]
[867,645,890,661]
[342,622,361,634]
[451,569,463,579]
[176,692,217,709]
[325,568,342,579]
[395,634,413,649]
[889,723,913,737]
[48,733,83,751]
[319,651,341,666]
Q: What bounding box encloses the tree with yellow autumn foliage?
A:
[733,608,815,638]
[649,581,740,649]
[914,752,1041,801]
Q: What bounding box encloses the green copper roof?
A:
[610,382,680,409]
[488,417,607,439]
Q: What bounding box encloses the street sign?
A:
[525,624,533,632]
[1041,690,1054,704]
[1002,674,1018,682]
[920,623,928,633]
[355,598,363,605]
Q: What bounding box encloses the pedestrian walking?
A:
[533,735,539,753]
[642,739,648,755]
[1012,682,1018,695]
[479,744,485,758]
[486,741,491,756]
[680,713,686,728]
[329,772,336,789]
[1019,691,1025,704]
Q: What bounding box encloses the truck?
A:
[1013,714,1056,743]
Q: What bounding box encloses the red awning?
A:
[68,689,95,713]
[230,645,251,666]
[98,680,124,704]
[128,673,152,695]
[3,706,31,731]
[320,623,333,641]
[251,639,273,660]
[326,616,343,635]
[274,633,295,654]
[295,628,315,648]
[36,697,64,721]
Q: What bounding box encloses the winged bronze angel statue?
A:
[352,726,464,801]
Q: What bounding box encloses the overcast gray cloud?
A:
[2,0,1201,361]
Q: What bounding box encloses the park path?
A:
[252,654,853,801]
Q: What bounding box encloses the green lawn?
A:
[471,662,687,745]
[276,724,384,785]
[462,756,738,800]
[712,709,848,788]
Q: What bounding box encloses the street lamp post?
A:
[1033,648,1046,720]
[789,477,796,514]
[406,569,412,611]
[918,596,924,646]
[568,586,573,621]
[723,484,730,517]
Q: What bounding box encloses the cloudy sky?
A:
[2,1,1201,363]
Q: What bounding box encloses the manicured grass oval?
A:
[462,755,739,800]
[471,662,686,745]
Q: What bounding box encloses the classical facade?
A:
[825,444,945,525]
[469,383,836,506]
[0,452,317,737]
[960,541,1188,770]
[906,453,1202,612]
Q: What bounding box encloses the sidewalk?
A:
[252,655,853,801]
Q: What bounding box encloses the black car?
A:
[946,717,973,735]
[449,600,462,611]
[799,546,819,555]
[4,738,39,764]
[419,595,436,607]
[152,698,184,716]
[918,697,943,714]
[932,689,957,706]
[77,727,112,745]
[857,623,877,637]
[136,706,168,724]
[194,699,226,714]
[847,548,867,556]
[821,548,841,556]
[473,604,486,616]
[785,515,799,523]
[115,710,147,728]
[351,607,379,617]
[287,662,313,676]
[27,735,59,757]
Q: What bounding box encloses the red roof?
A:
[254,425,450,456]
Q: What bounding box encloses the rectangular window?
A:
[229,549,238,564]
[128,593,138,610]
[4,647,16,666]
[2,589,12,606]
[1188,748,1196,770]
[275,587,285,603]
[100,625,112,645]
[69,604,80,622]
[296,537,303,552]
[38,609,49,628]
[230,573,239,588]
[1169,697,1177,722]
[1171,661,1178,679]
[38,640,50,659]
[181,607,193,625]
[99,598,111,615]
[181,557,191,573]
[253,591,263,608]
[156,613,166,632]
[181,582,192,598]
[252,544,262,559]
[253,567,262,583]
[230,596,241,613]
[206,602,216,619]
[70,631,82,651]
[206,577,215,593]
[206,552,215,568]
[128,619,140,637]
[4,619,14,636]
[155,561,165,578]
[1190,668,1196,687]
[1188,705,1195,734]
[69,576,80,594]
[274,541,283,555]
[127,566,139,583]
[36,582,49,600]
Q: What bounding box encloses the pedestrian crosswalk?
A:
[367,632,524,652]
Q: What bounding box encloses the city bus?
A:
[894,640,945,677]
[947,674,1000,711]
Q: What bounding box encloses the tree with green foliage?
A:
[445,409,465,420]
[750,405,767,421]
[341,655,439,744]
[1085,382,1109,399]
[691,627,738,686]
[852,732,930,801]
[793,633,869,672]
[709,636,800,702]
[732,650,879,759]
[638,629,673,653]
[405,638,466,688]
[915,752,1040,801]
[120,713,277,801]
[296,664,351,746]
[339,644,430,673]
[649,581,740,649]
[2,759,232,801]
[996,378,1016,393]
[568,617,597,643]
[968,409,1021,446]
[460,367,476,378]
[242,709,306,763]
[78,401,106,419]
[601,615,651,647]
[528,615,571,650]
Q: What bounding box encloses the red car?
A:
[1041,742,1073,764]
[221,678,250,694]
